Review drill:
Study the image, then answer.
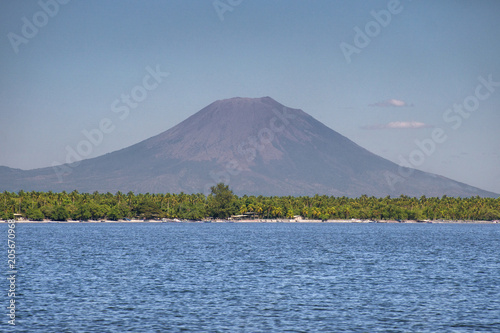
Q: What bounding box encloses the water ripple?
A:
[2,223,499,332]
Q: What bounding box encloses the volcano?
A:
[0,97,497,197]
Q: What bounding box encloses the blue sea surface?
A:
[2,222,500,332]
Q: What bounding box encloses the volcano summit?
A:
[0,97,497,197]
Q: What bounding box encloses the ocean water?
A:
[2,222,500,332]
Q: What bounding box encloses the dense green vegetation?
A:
[1,184,499,221]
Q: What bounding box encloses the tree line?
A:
[1,184,499,221]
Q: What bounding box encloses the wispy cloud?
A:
[362,121,433,130]
[369,99,413,107]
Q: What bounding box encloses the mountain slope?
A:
[0,97,497,197]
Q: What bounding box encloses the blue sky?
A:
[1,0,499,193]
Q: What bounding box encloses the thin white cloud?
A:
[362,121,433,130]
[369,99,413,107]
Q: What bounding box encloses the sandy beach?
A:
[2,219,499,224]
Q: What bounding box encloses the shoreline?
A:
[2,219,499,224]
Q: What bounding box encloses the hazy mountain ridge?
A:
[0,97,497,197]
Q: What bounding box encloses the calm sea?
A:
[2,222,500,332]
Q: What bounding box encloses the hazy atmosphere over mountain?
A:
[0,97,496,197]
[1,1,499,195]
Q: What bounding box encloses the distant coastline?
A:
[2,188,499,223]
[3,219,499,224]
